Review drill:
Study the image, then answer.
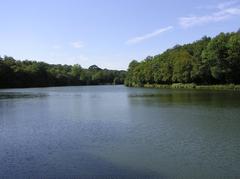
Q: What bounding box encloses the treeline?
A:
[125,30,240,87]
[0,56,126,88]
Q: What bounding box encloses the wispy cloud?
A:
[49,52,89,66]
[68,55,89,64]
[196,0,239,10]
[52,45,61,49]
[217,0,239,9]
[70,41,85,49]
[126,26,173,45]
[179,1,240,28]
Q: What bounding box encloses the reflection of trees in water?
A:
[0,92,47,99]
[128,90,240,108]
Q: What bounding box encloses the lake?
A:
[0,85,240,178]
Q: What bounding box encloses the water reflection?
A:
[0,149,160,178]
[0,86,240,178]
[0,92,47,100]
[129,89,240,108]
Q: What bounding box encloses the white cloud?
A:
[52,45,61,49]
[179,1,240,28]
[70,41,84,49]
[217,0,239,9]
[197,0,239,10]
[48,52,90,66]
[68,55,89,64]
[126,26,173,45]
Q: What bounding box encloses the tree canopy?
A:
[1,30,239,89]
[125,30,240,87]
[0,57,126,88]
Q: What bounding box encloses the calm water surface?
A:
[0,85,240,178]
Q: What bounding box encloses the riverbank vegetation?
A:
[144,83,240,91]
[0,56,126,88]
[125,30,240,88]
[1,30,240,90]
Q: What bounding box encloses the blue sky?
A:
[0,0,240,70]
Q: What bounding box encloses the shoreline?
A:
[140,83,240,91]
[0,84,124,90]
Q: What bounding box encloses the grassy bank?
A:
[143,83,240,91]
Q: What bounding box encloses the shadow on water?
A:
[0,92,47,100]
[0,151,161,178]
[129,89,240,108]
[1,86,240,178]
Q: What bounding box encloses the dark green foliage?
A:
[125,31,240,86]
[0,57,126,88]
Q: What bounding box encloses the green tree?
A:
[226,33,240,83]
[125,31,240,86]
[172,50,193,83]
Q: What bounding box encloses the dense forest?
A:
[125,30,240,87]
[1,30,239,89]
[0,56,126,88]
